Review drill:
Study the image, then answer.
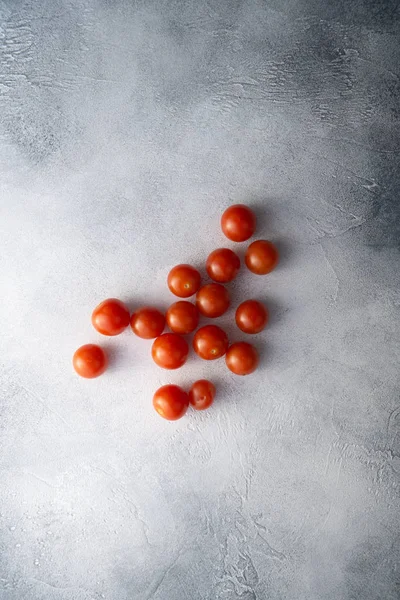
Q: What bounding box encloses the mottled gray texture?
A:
[1,0,399,598]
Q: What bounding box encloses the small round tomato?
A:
[73,344,107,379]
[225,342,259,375]
[167,264,201,298]
[189,380,216,411]
[196,283,230,318]
[91,298,130,336]
[151,333,189,369]
[193,325,229,360]
[153,385,189,420]
[130,307,165,339]
[245,240,279,275]
[221,204,256,242]
[206,248,240,283]
[235,300,269,334]
[166,301,199,335]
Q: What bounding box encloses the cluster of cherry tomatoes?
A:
[72,204,279,420]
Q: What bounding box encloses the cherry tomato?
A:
[166,301,199,335]
[196,283,230,318]
[130,307,165,339]
[221,204,256,242]
[235,300,269,334]
[91,298,130,336]
[151,333,189,369]
[225,342,259,375]
[206,248,240,283]
[153,384,189,420]
[167,264,201,298]
[189,380,216,410]
[193,325,229,360]
[245,240,279,275]
[73,344,107,378]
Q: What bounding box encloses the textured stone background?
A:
[1,1,399,599]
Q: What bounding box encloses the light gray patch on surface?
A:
[0,0,399,599]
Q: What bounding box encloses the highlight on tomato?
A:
[130,307,165,339]
[91,298,130,336]
[245,240,279,275]
[189,380,216,411]
[235,300,269,334]
[221,204,256,242]
[225,341,259,375]
[206,248,240,283]
[167,264,201,298]
[196,283,230,318]
[153,384,189,420]
[193,325,229,360]
[151,333,189,369]
[73,344,107,379]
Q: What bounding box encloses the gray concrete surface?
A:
[1,1,399,598]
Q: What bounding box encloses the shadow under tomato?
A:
[274,237,293,269]
[247,200,273,236]
[253,296,289,330]
[102,343,127,373]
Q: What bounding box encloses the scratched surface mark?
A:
[0,1,399,599]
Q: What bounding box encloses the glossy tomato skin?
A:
[73,344,107,378]
[245,240,279,275]
[151,333,189,369]
[91,298,130,336]
[189,380,216,410]
[221,204,256,242]
[225,342,259,375]
[166,301,199,334]
[206,248,240,283]
[235,300,269,334]
[196,283,230,318]
[167,264,201,298]
[193,325,229,360]
[130,307,165,339]
[153,385,189,420]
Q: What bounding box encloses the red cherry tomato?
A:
[130,307,165,339]
[221,204,256,242]
[245,240,279,275]
[189,380,216,410]
[193,325,229,360]
[73,344,107,378]
[206,248,240,283]
[151,333,189,369]
[235,300,269,334]
[91,298,130,336]
[167,264,201,298]
[225,342,259,375]
[196,283,230,318]
[153,384,189,420]
[166,301,199,335]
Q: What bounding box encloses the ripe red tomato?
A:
[166,301,199,334]
[221,204,256,242]
[153,385,189,420]
[73,344,107,378]
[167,264,201,298]
[151,333,189,369]
[130,307,165,339]
[189,380,216,410]
[193,325,229,360]
[225,342,259,375]
[206,248,240,283]
[196,283,230,318]
[245,240,279,275]
[235,300,269,334]
[91,298,130,336]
